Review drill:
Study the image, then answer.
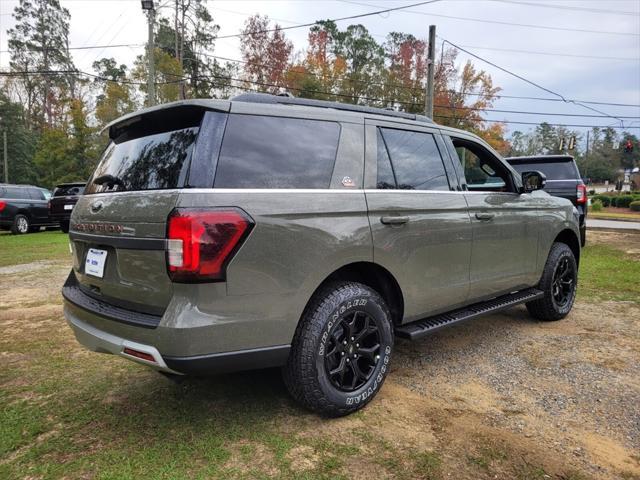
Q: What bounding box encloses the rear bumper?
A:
[65,304,290,375]
[65,305,182,374]
[62,269,293,375]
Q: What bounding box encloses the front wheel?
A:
[526,242,578,321]
[283,281,394,416]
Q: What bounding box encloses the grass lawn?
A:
[588,211,640,221]
[578,243,640,304]
[0,230,637,479]
[0,230,69,267]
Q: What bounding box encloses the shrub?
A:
[614,195,635,208]
[591,199,603,212]
[630,200,640,212]
[593,195,612,207]
[588,189,596,195]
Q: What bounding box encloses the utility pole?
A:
[584,130,590,179]
[142,1,157,106]
[3,131,8,183]
[425,24,436,119]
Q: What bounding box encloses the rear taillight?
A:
[576,184,587,204]
[0,201,5,211]
[166,208,254,282]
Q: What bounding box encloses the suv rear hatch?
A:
[50,184,85,215]
[69,103,223,316]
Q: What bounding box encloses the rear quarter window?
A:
[213,115,341,189]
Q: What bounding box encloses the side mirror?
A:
[521,171,546,193]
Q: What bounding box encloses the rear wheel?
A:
[11,214,30,235]
[60,220,70,233]
[283,281,394,416]
[526,242,577,321]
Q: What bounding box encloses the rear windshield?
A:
[510,161,578,180]
[213,115,340,189]
[85,127,198,194]
[53,185,85,196]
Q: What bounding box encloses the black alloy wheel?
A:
[324,310,381,392]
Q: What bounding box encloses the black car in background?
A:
[506,155,587,246]
[49,182,86,233]
[0,184,57,234]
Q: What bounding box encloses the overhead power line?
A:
[490,0,640,16]
[2,68,639,130]
[340,0,640,36]
[216,0,444,40]
[439,38,627,126]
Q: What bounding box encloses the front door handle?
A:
[380,216,410,225]
[475,212,495,221]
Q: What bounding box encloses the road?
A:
[587,218,640,231]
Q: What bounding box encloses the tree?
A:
[334,24,384,104]
[7,0,75,130]
[33,98,97,187]
[382,32,426,111]
[0,94,39,184]
[240,15,293,93]
[92,58,137,127]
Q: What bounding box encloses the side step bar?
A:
[395,288,544,340]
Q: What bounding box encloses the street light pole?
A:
[142,1,156,106]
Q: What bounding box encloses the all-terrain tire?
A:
[283,281,394,417]
[11,214,30,235]
[526,242,577,321]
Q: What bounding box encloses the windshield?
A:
[510,161,578,180]
[85,127,198,194]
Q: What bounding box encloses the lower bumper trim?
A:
[163,345,291,376]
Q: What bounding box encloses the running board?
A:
[395,288,544,340]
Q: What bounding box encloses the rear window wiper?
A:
[93,174,125,188]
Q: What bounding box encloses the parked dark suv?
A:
[507,155,587,246]
[49,182,86,233]
[0,184,57,234]
[63,95,582,416]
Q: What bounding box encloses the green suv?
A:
[63,94,581,416]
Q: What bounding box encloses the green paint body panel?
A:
[63,97,581,374]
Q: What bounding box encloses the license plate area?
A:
[64,204,74,210]
[85,248,108,278]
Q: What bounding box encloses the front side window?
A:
[450,139,513,192]
[214,115,341,189]
[85,127,198,194]
[376,128,449,190]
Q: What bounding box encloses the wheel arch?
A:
[553,228,580,266]
[305,262,405,326]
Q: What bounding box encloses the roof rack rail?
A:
[231,92,434,124]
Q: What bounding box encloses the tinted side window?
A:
[376,129,396,189]
[29,188,46,200]
[5,187,29,199]
[214,115,340,189]
[379,128,449,190]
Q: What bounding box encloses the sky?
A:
[0,0,639,138]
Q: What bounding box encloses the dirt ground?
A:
[1,230,639,479]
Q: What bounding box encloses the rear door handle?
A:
[380,216,410,225]
[475,212,495,221]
